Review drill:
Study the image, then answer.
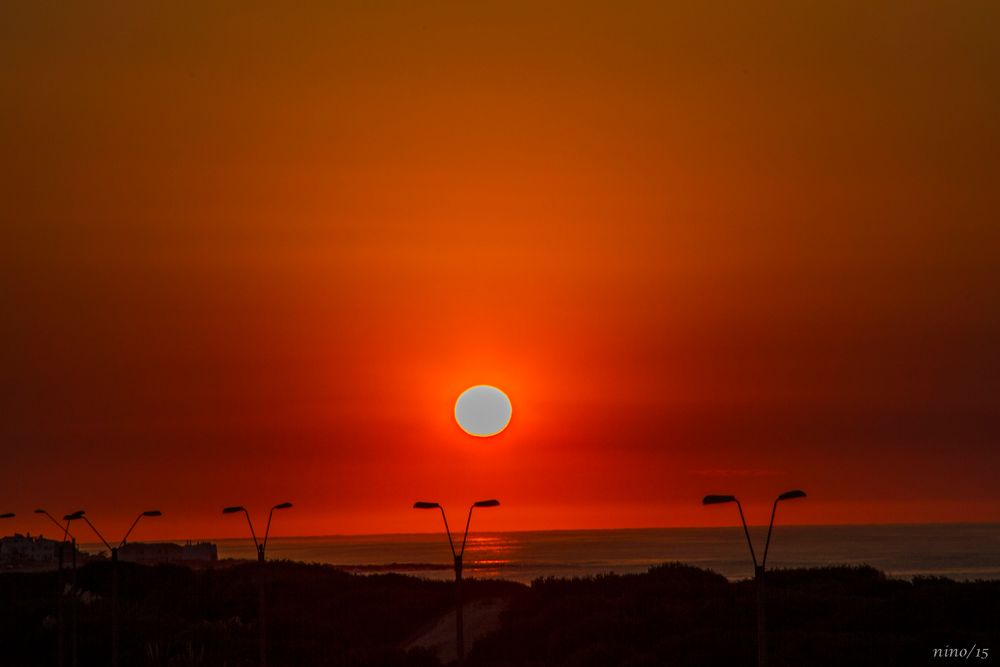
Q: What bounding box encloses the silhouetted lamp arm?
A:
[120,510,162,548]
[413,501,457,557]
[702,494,757,568]
[735,498,758,569]
[61,510,85,543]
[35,509,75,540]
[82,516,114,553]
[461,499,500,557]
[762,490,806,569]
[262,502,293,556]
[223,506,260,555]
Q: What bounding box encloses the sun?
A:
[454,385,512,437]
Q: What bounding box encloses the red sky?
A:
[2,1,999,541]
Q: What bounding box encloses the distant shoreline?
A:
[65,520,1000,546]
[31,522,998,584]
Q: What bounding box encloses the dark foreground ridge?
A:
[1,561,997,666]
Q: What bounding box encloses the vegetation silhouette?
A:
[0,561,997,666]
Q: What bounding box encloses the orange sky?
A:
[2,1,999,541]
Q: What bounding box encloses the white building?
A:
[0,534,79,566]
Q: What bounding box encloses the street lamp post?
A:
[702,490,806,667]
[79,511,162,667]
[35,509,77,667]
[413,499,500,666]
[223,502,293,667]
[62,511,85,667]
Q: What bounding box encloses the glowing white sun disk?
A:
[455,385,512,437]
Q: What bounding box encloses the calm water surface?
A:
[197,524,1000,583]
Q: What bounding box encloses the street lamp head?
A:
[142,510,163,517]
[413,501,440,509]
[777,489,807,502]
[0,513,14,519]
[473,499,500,508]
[272,502,293,510]
[702,494,737,505]
[34,509,47,514]
[222,506,245,514]
[64,510,85,521]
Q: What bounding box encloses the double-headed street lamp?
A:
[703,490,807,667]
[78,510,162,667]
[77,509,162,554]
[61,511,86,667]
[34,508,77,599]
[35,509,76,667]
[413,499,500,666]
[36,506,77,632]
[222,502,293,667]
[222,502,293,563]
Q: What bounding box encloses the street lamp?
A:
[0,512,14,518]
[35,508,80,667]
[222,502,293,563]
[223,502,293,667]
[36,508,83,667]
[702,490,807,667]
[763,490,805,570]
[78,510,162,667]
[413,499,500,666]
[62,511,85,667]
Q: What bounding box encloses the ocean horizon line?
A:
[57,519,1000,549]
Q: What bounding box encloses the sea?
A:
[174,524,1000,583]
